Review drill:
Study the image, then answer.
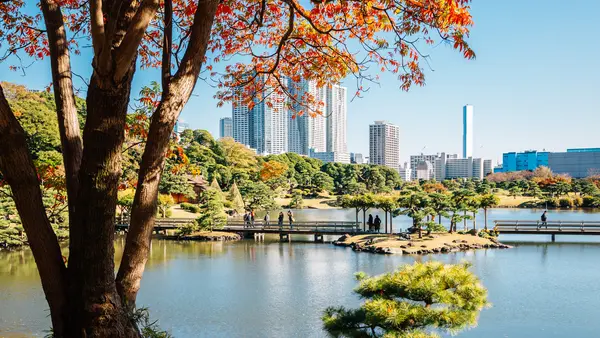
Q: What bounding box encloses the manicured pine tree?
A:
[323,261,489,338]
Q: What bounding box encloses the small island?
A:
[333,232,511,255]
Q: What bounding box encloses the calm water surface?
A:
[1,208,600,337]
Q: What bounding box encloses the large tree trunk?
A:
[116,0,220,307]
[484,209,488,231]
[66,70,138,336]
[40,0,83,223]
[0,85,68,336]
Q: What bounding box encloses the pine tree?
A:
[210,177,223,193]
[322,261,488,338]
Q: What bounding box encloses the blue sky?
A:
[2,0,599,164]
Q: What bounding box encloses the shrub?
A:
[180,203,200,213]
[289,191,304,209]
[558,197,574,208]
[583,195,599,208]
[572,196,583,207]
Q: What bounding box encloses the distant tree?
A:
[196,190,227,231]
[289,191,304,209]
[375,196,399,234]
[508,186,522,199]
[157,195,175,218]
[429,192,451,225]
[117,191,135,219]
[158,170,197,200]
[323,261,488,338]
[398,191,432,238]
[465,195,481,231]
[240,181,277,212]
[309,171,334,195]
[449,189,474,233]
[442,179,461,191]
[337,195,362,227]
[260,160,288,182]
[479,194,500,230]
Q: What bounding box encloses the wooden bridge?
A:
[494,220,600,241]
[115,218,363,242]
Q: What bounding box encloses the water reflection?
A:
[2,208,600,337]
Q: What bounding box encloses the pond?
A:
[1,208,600,337]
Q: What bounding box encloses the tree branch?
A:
[89,0,105,57]
[40,0,83,227]
[161,0,173,94]
[113,0,160,81]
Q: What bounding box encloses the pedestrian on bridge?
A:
[287,210,294,230]
[538,210,548,229]
[264,213,270,227]
[278,212,284,230]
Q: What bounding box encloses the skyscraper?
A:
[232,87,250,145]
[249,77,288,154]
[325,84,347,154]
[288,79,326,155]
[232,75,289,154]
[369,121,400,169]
[463,105,474,158]
[219,117,233,138]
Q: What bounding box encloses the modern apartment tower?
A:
[325,84,348,154]
[369,121,400,169]
[232,87,250,145]
[288,79,327,155]
[232,75,289,154]
[219,117,233,138]
[463,105,474,158]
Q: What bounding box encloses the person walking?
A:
[278,212,284,230]
[374,215,382,233]
[367,214,374,231]
[250,210,256,228]
[243,212,250,228]
[539,210,548,229]
[287,210,294,230]
[264,213,270,228]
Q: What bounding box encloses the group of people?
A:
[243,210,295,229]
[367,214,382,232]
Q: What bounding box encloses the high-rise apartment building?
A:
[463,105,474,158]
[232,75,289,154]
[219,117,233,138]
[351,153,364,164]
[369,121,400,169]
[495,148,600,178]
[325,84,347,154]
[410,153,458,180]
[398,163,412,182]
[232,87,250,146]
[288,80,326,155]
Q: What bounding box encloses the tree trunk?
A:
[363,209,366,231]
[463,211,467,231]
[0,86,68,336]
[41,0,83,224]
[438,213,442,225]
[390,211,393,234]
[116,0,219,307]
[66,70,138,336]
[484,208,488,231]
[472,211,477,231]
[416,219,422,238]
[384,212,387,234]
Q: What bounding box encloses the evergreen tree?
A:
[323,261,488,338]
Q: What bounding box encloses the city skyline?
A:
[4,1,599,163]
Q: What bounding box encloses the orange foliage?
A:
[2,0,474,114]
[422,182,447,193]
[260,160,288,181]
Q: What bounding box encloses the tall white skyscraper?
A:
[325,84,347,154]
[232,76,289,154]
[232,88,250,145]
[369,121,400,169]
[219,117,232,138]
[288,80,326,155]
[463,105,474,158]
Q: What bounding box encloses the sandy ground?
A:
[336,232,508,255]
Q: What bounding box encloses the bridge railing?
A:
[494,220,600,232]
[224,221,361,233]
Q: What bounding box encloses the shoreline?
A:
[333,233,511,255]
